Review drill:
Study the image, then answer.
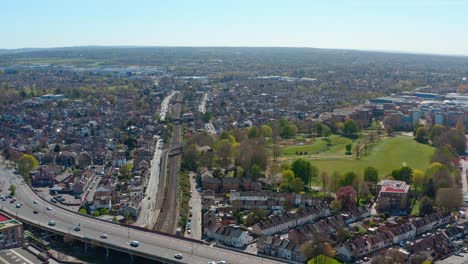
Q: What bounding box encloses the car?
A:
[46,207,52,210]
[187,229,192,234]
[174,254,183,259]
[130,241,139,247]
[74,226,81,231]
[187,223,191,228]
[33,200,37,204]
[50,199,57,203]
[147,196,151,200]
[100,234,108,239]
[208,262,216,264]
[363,257,370,262]
[33,210,38,214]
[217,261,227,264]
[9,200,14,203]
[16,203,21,208]
[48,221,56,226]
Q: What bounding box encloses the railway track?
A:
[153,97,182,234]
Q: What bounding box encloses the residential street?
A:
[135,136,163,227]
[160,91,178,121]
[186,172,202,240]
[199,93,208,114]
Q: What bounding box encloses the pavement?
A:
[436,251,468,264]
[205,122,216,135]
[160,91,178,121]
[185,172,202,240]
[461,158,468,194]
[198,93,208,114]
[134,137,163,228]
[0,248,50,264]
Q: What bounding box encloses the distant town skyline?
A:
[2,0,468,55]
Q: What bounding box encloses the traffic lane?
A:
[1,194,197,261]
[5,179,283,263]
[0,248,41,264]
[2,200,281,264]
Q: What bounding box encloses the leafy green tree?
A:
[92,211,100,217]
[281,124,297,139]
[412,169,426,193]
[202,112,213,122]
[245,209,266,226]
[430,124,447,143]
[18,154,39,177]
[290,178,305,193]
[99,208,109,215]
[419,196,434,216]
[182,144,199,171]
[79,208,88,215]
[436,188,462,213]
[315,122,331,137]
[219,131,236,143]
[9,185,16,196]
[413,123,424,136]
[249,164,263,180]
[345,143,352,155]
[329,199,342,211]
[425,162,453,190]
[215,139,234,169]
[364,166,379,183]
[340,171,357,187]
[343,119,360,134]
[391,166,413,183]
[247,126,260,138]
[415,127,429,144]
[260,125,273,137]
[119,163,134,179]
[278,119,298,139]
[431,146,456,170]
[291,158,317,186]
[53,144,61,153]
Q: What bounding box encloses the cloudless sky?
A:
[2,0,468,55]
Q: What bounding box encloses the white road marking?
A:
[0,255,10,264]
[10,249,34,264]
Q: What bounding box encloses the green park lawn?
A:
[308,255,341,264]
[281,135,353,156]
[309,135,434,178]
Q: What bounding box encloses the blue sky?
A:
[2,0,468,55]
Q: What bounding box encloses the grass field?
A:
[308,135,434,177]
[281,135,353,156]
[308,255,341,264]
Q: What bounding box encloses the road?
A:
[461,158,468,193]
[160,91,178,121]
[0,247,54,264]
[134,136,163,228]
[0,163,283,264]
[205,122,216,135]
[198,93,208,114]
[154,98,182,234]
[185,172,202,240]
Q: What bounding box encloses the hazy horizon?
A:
[2,0,468,56]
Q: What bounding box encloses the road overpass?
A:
[0,169,283,264]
